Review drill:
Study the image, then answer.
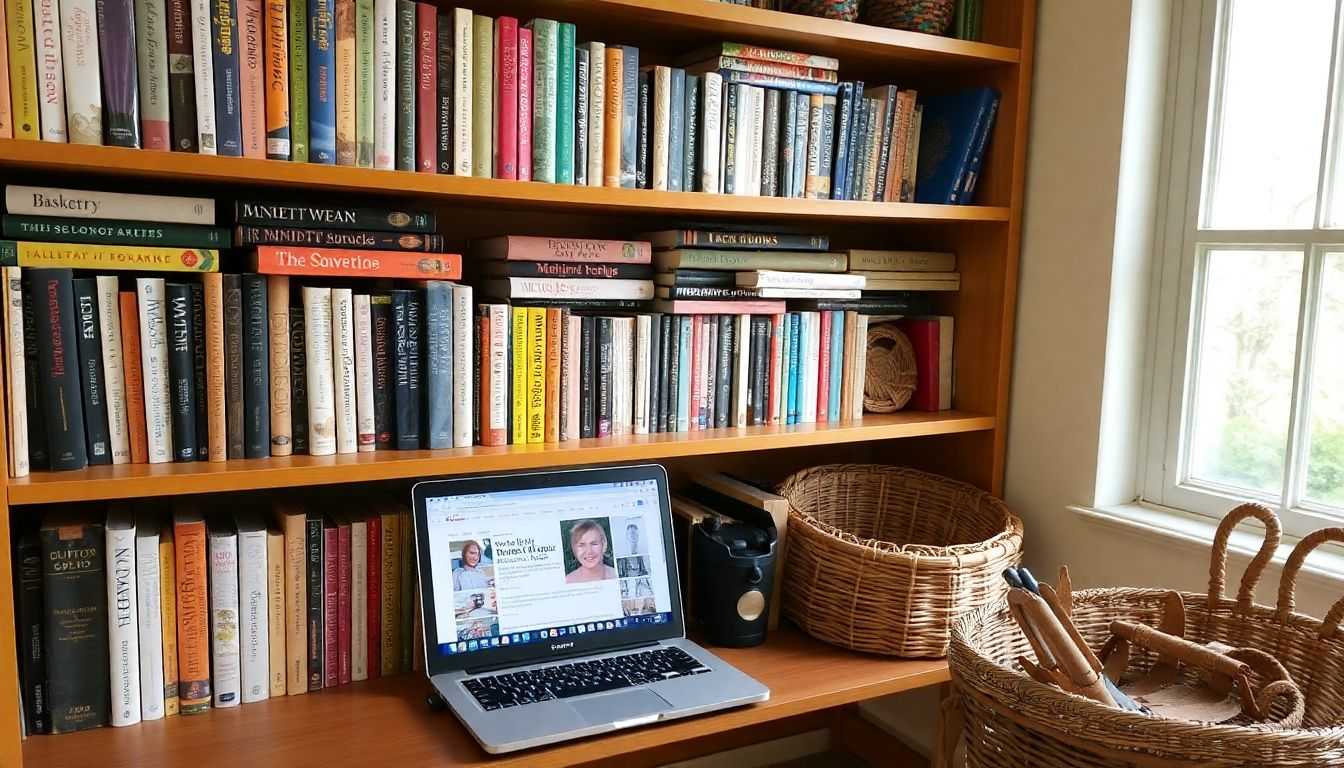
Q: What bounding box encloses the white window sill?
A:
[1068,502,1344,592]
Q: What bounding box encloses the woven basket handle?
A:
[1275,527,1344,637]
[1207,503,1282,614]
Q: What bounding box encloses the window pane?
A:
[1204,0,1336,230]
[1305,252,1344,505]
[1186,249,1303,495]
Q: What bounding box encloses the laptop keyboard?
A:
[462,647,711,710]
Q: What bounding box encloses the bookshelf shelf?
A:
[6,412,995,506]
[0,141,1011,224]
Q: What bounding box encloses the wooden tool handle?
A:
[1109,620,1250,680]
[1012,590,1117,707]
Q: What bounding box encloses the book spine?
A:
[106,520,141,726]
[208,0,240,155]
[305,513,323,690]
[263,0,289,158]
[173,516,211,713]
[483,235,651,263]
[337,522,351,684]
[722,83,737,194]
[306,0,334,162]
[365,514,380,677]
[601,45,621,187]
[761,88,780,197]
[434,13,451,173]
[288,295,308,452]
[714,42,838,70]
[140,277,178,463]
[543,307,560,442]
[841,81,864,200]
[14,532,44,732]
[27,270,86,470]
[451,285,472,447]
[333,0,354,164]
[526,306,544,443]
[379,510,398,676]
[71,278,111,465]
[321,523,335,686]
[422,282,451,449]
[701,55,838,82]
[392,0,411,169]
[350,519,368,680]
[414,2,434,172]
[483,304,506,445]
[208,528,241,707]
[165,283,198,460]
[650,68,670,190]
[238,528,269,702]
[241,274,269,457]
[267,276,291,455]
[676,316,691,432]
[3,269,28,476]
[352,0,371,165]
[596,316,612,437]
[267,528,285,695]
[42,520,110,732]
[510,306,526,443]
[392,289,421,448]
[158,529,179,714]
[528,18,556,183]
[561,313,578,440]
[371,0,392,167]
[98,0,142,147]
[573,46,587,186]
[635,69,648,189]
[632,314,648,434]
[369,294,392,448]
[58,0,103,145]
[397,507,412,671]
[277,507,304,693]
[449,6,469,174]
[5,216,225,249]
[830,82,852,200]
[779,90,796,198]
[469,12,489,177]
[700,72,720,194]
[200,274,224,461]
[577,315,592,438]
[515,25,531,180]
[116,291,146,463]
[353,294,375,450]
[32,0,67,142]
[124,529,157,724]
[302,286,336,454]
[554,21,574,184]
[668,68,684,192]
[618,45,637,188]
[683,74,699,192]
[331,287,357,452]
[7,0,40,140]
[287,0,306,160]
[19,275,48,471]
[238,227,443,251]
[1,241,218,272]
[656,249,846,272]
[238,0,264,157]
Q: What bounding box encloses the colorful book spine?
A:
[263,0,289,158]
[510,306,525,444]
[33,0,68,143]
[250,246,459,279]
[371,0,393,168]
[331,288,356,453]
[267,276,291,455]
[515,24,530,181]
[302,286,336,455]
[469,12,490,177]
[422,282,451,448]
[208,522,241,707]
[167,0,198,151]
[236,226,441,251]
[158,527,179,713]
[527,18,556,183]
[288,0,307,160]
[100,0,143,147]
[617,45,637,188]
[307,0,335,162]
[353,0,371,165]
[414,2,434,172]
[208,0,240,154]
[173,510,211,713]
[0,241,219,272]
[6,0,38,139]
[494,16,517,179]
[61,0,104,145]
[434,12,450,173]
[237,0,265,157]
[333,0,354,164]
[554,21,574,184]
[391,289,420,449]
[353,294,375,449]
[582,41,604,187]
[526,306,544,443]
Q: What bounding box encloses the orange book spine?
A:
[544,307,560,443]
[119,291,149,463]
[262,0,289,159]
[602,46,622,187]
[239,0,267,158]
[174,513,213,713]
[251,246,462,280]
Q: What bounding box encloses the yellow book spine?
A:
[526,306,545,443]
[5,0,38,140]
[380,509,399,677]
[159,528,180,716]
[10,242,220,272]
[511,306,527,444]
[266,528,287,695]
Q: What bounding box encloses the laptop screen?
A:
[422,477,676,660]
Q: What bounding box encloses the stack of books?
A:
[472,236,655,306]
[14,492,420,734]
[845,249,959,307]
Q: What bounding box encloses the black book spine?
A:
[391,290,420,449]
[646,312,660,434]
[167,0,199,152]
[436,13,453,174]
[761,89,780,197]
[233,200,436,232]
[752,317,769,426]
[20,273,48,469]
[658,314,672,433]
[15,527,48,734]
[234,226,445,252]
[408,290,424,446]
[497,261,653,279]
[242,274,270,458]
[830,81,853,201]
[596,317,613,437]
[305,512,324,691]
[472,305,484,446]
[665,286,761,300]
[289,297,309,454]
[394,0,415,171]
[874,93,897,201]
[223,274,245,459]
[574,48,589,187]
[29,269,88,471]
[165,283,198,461]
[41,519,109,732]
[71,278,111,465]
[665,316,680,433]
[669,269,735,287]
[190,283,209,459]
[684,74,700,193]
[579,315,594,439]
[370,295,393,448]
[507,299,643,311]
[717,315,733,429]
[636,69,650,189]
[723,83,738,195]
[843,80,866,200]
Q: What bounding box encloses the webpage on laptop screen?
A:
[425,479,674,658]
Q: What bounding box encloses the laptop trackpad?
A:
[570,689,671,727]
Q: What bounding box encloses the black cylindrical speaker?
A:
[690,515,777,648]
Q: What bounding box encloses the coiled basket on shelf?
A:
[862,0,955,34]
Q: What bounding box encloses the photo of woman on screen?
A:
[453,539,492,590]
[564,519,618,584]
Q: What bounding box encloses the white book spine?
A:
[209,530,241,708]
[852,314,869,420]
[750,87,765,196]
[330,288,357,454]
[740,271,867,290]
[622,319,635,434]
[701,72,722,195]
[190,0,218,152]
[353,294,375,451]
[96,276,131,464]
[803,313,820,424]
[633,314,649,434]
[734,314,750,428]
[5,186,215,224]
[452,8,472,175]
[238,527,269,703]
[303,287,337,455]
[137,278,173,464]
[59,0,103,145]
[134,525,165,721]
[450,285,473,447]
[134,0,170,140]
[564,315,580,440]
[106,516,141,726]
[4,268,29,478]
[584,42,604,187]
[372,0,395,169]
[734,87,755,197]
[33,0,68,141]
[651,67,670,191]
[488,305,508,436]
[350,519,368,681]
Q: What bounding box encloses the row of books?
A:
[15,492,419,734]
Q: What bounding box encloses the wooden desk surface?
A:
[23,627,949,768]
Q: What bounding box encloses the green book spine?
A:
[554,22,575,185]
[0,241,15,266]
[290,0,310,161]
[2,216,231,248]
[471,15,493,178]
[527,19,557,183]
[355,0,374,166]
[394,0,415,170]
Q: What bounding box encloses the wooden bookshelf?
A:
[0,0,1036,765]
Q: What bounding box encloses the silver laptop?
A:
[411,464,770,754]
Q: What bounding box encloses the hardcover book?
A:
[28,268,88,471]
[208,0,241,154]
[263,0,290,158]
[173,505,212,713]
[40,511,109,732]
[106,506,142,726]
[242,273,270,458]
[238,0,266,157]
[165,282,198,460]
[248,246,460,279]
[288,0,307,160]
[99,0,144,147]
[208,517,242,707]
[235,225,442,251]
[234,200,435,232]
[307,0,336,162]
[71,278,112,465]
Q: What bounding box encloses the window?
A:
[1144,0,1344,536]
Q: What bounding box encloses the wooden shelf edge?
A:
[0,141,1011,224]
[6,412,996,506]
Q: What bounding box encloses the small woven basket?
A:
[777,465,1023,657]
[944,503,1344,768]
[862,0,955,34]
[863,322,918,413]
[780,0,859,22]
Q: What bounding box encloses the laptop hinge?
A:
[463,639,663,676]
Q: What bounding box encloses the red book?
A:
[238,0,267,158]
[322,520,338,688]
[516,26,533,182]
[648,299,786,315]
[494,17,519,179]
[337,518,351,685]
[119,291,149,463]
[471,236,651,264]
[817,311,832,422]
[415,3,436,173]
[688,315,700,430]
[769,313,784,424]
[365,514,381,678]
[897,317,940,412]
[249,246,462,280]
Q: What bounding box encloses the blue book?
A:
[556,22,576,184]
[959,93,1002,204]
[788,313,801,424]
[308,0,338,164]
[618,45,639,188]
[719,69,839,96]
[830,82,854,201]
[682,73,698,192]
[423,282,453,449]
[779,312,792,425]
[676,316,692,432]
[668,68,686,192]
[721,84,737,195]
[914,86,999,205]
[792,93,808,198]
[210,0,243,156]
[828,311,844,423]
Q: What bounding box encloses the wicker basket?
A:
[944,503,1344,767]
[863,323,917,413]
[862,0,955,34]
[777,465,1023,657]
[779,0,859,22]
